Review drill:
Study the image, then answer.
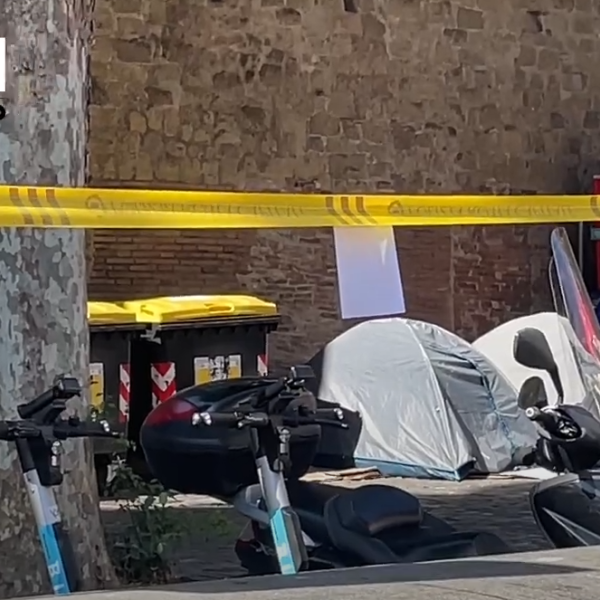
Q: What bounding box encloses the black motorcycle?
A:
[512,326,600,547]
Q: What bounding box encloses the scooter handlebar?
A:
[0,420,43,441]
[192,411,245,428]
[17,376,82,420]
[53,419,119,439]
[282,407,347,429]
[257,371,313,405]
[313,408,345,421]
[0,418,120,442]
[525,406,560,434]
[17,388,55,420]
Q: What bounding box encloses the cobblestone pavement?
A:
[101,475,550,582]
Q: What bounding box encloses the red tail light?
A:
[144,397,196,426]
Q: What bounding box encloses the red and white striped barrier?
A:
[119,363,130,424]
[257,354,268,377]
[151,361,177,406]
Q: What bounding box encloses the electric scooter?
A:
[512,327,600,547]
[140,366,510,577]
[0,376,120,595]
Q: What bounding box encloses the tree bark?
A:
[0,0,117,596]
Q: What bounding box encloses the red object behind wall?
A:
[594,176,600,289]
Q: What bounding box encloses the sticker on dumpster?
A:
[257,354,268,377]
[151,362,177,407]
[119,364,130,424]
[90,363,104,411]
[194,355,242,384]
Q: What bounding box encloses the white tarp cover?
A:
[310,318,537,480]
[473,312,600,415]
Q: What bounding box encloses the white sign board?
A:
[334,227,406,320]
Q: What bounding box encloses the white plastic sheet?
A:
[333,227,405,319]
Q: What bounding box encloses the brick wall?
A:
[88,0,600,367]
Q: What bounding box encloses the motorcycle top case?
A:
[140,377,321,498]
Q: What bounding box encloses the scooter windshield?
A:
[550,227,600,416]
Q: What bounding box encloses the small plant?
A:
[107,460,183,585]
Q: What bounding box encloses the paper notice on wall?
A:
[333,227,405,320]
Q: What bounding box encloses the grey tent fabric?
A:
[309,318,537,480]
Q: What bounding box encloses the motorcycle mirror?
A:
[517,376,548,411]
[513,328,564,401]
[289,365,315,380]
[513,328,556,371]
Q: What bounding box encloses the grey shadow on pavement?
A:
[163,553,590,594]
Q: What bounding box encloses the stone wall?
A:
[88,0,600,367]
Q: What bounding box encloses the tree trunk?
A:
[0,0,117,596]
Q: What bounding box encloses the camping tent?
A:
[308,318,537,481]
[473,312,600,417]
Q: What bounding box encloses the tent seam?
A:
[459,354,518,454]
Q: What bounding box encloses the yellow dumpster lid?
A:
[121,295,278,324]
[87,301,138,325]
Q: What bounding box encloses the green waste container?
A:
[88,295,280,485]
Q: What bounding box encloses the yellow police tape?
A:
[2,185,600,228]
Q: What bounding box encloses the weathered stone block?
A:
[444,28,468,44]
[515,45,537,66]
[537,48,560,70]
[113,0,143,14]
[114,38,154,62]
[457,7,484,30]
[308,112,340,136]
[328,154,367,179]
[550,112,566,128]
[572,14,594,34]
[583,110,600,128]
[146,87,173,105]
[562,71,588,91]
[128,111,147,133]
[275,8,301,25]
[391,124,416,151]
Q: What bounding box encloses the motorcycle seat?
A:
[326,484,423,535]
[324,486,511,564]
[286,480,423,545]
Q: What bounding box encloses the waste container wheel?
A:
[94,454,111,497]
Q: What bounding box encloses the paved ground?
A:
[39,547,600,600]
[100,474,550,582]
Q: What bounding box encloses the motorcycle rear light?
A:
[144,397,196,426]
